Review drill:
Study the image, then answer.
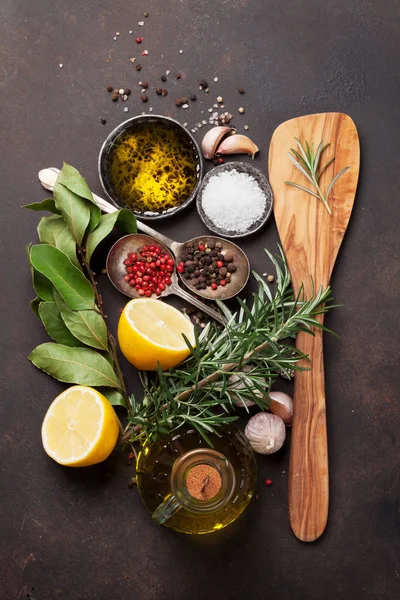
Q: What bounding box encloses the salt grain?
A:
[200,170,266,234]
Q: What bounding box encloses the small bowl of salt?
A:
[196,162,273,238]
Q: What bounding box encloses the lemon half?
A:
[117,298,195,371]
[41,386,119,467]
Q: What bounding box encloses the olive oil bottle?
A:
[136,425,257,535]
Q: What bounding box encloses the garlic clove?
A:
[268,391,293,426]
[245,412,286,455]
[216,134,259,159]
[201,126,232,159]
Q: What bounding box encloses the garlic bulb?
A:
[227,365,266,408]
[201,126,232,159]
[268,391,293,426]
[245,412,286,454]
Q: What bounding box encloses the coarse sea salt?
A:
[201,170,266,233]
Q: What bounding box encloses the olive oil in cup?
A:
[98,115,203,220]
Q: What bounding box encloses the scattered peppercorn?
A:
[176,73,181,79]
[135,36,142,43]
[217,96,223,103]
[136,64,142,71]
[160,75,167,82]
[107,85,113,92]
[199,80,208,90]
[141,94,148,102]
[238,107,245,114]
[155,87,162,95]
[175,98,183,107]
[111,93,118,101]
[100,118,107,124]
[267,275,275,283]
[265,479,273,486]
[125,88,131,96]
[189,94,197,101]
[141,82,149,89]
[144,12,149,17]
[161,88,168,96]
[217,157,224,165]
[238,87,245,94]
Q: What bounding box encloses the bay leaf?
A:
[28,343,120,388]
[53,181,90,246]
[87,203,102,233]
[30,244,95,310]
[33,270,54,301]
[56,163,96,204]
[55,292,108,351]
[37,215,80,268]
[26,243,54,301]
[56,163,101,232]
[99,388,127,408]
[85,210,137,263]
[22,198,61,214]
[30,297,41,318]
[38,302,83,346]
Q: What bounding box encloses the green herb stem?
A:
[285,138,349,214]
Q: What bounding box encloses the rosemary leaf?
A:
[286,138,349,214]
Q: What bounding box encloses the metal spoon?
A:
[106,233,226,323]
[39,167,250,321]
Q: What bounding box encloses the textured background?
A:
[1,1,399,599]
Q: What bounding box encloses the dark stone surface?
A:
[1,1,399,599]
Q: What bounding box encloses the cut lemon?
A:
[41,386,119,467]
[117,298,195,371]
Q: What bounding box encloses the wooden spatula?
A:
[268,113,360,541]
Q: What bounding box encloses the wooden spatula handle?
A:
[289,318,329,542]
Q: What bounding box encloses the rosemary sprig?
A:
[125,246,337,445]
[285,138,349,214]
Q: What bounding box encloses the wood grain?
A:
[268,113,360,541]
